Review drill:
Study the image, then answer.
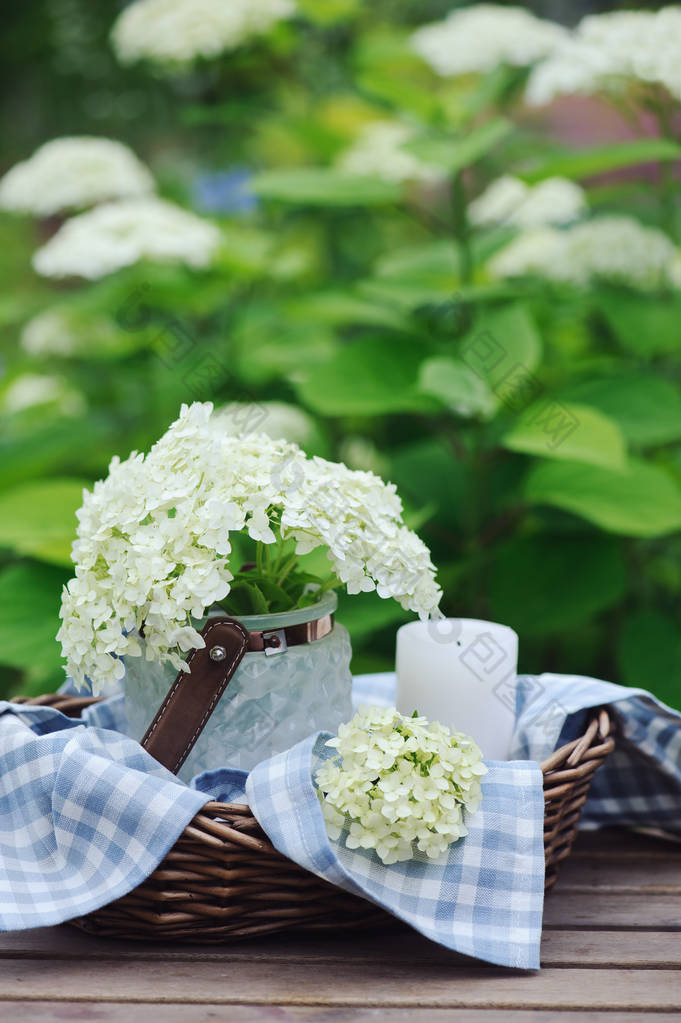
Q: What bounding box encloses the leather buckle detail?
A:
[141,617,248,775]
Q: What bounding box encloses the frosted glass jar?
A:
[124,592,353,782]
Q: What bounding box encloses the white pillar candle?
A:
[395,618,518,761]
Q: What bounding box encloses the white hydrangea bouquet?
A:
[317,706,487,865]
[58,401,441,695]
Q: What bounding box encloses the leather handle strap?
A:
[141,617,249,775]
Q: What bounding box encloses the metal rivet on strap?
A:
[209,645,227,663]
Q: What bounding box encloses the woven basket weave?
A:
[14,693,614,941]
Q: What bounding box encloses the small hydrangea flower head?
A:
[32,197,222,279]
[411,5,567,77]
[112,0,296,65]
[489,215,681,291]
[316,706,487,865]
[0,137,154,216]
[527,8,681,106]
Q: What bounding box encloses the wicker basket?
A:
[14,693,614,941]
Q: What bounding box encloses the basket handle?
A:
[141,617,249,775]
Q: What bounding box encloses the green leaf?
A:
[559,375,681,447]
[390,439,470,530]
[595,290,681,357]
[294,336,431,416]
[456,303,543,414]
[525,458,681,537]
[520,138,681,183]
[336,590,411,646]
[616,610,681,710]
[251,168,402,206]
[503,403,627,469]
[284,292,410,331]
[418,357,497,418]
[489,534,626,636]
[405,118,512,173]
[0,479,87,565]
[0,561,69,674]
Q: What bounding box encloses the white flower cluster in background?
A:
[337,121,444,185]
[526,7,681,106]
[33,197,222,279]
[215,401,317,448]
[0,374,86,417]
[411,4,567,77]
[316,705,486,865]
[469,175,586,229]
[20,307,127,358]
[0,137,154,216]
[58,402,441,692]
[112,0,296,64]
[489,215,681,291]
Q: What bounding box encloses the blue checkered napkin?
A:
[0,701,207,931]
[239,733,545,969]
[512,673,681,836]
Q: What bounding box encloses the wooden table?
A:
[1,830,679,1021]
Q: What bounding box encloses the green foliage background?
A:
[1,0,680,708]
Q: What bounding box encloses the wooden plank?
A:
[0,962,680,1010]
[1,926,680,969]
[3,1007,680,1023]
[555,856,681,893]
[543,893,681,929]
[570,830,679,859]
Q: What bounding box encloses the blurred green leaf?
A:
[503,403,627,469]
[560,375,681,447]
[521,139,681,183]
[0,561,68,675]
[458,303,543,407]
[336,589,410,646]
[294,336,431,415]
[390,439,470,530]
[251,169,401,206]
[419,357,497,418]
[489,534,626,635]
[595,290,681,357]
[525,458,681,537]
[0,479,86,564]
[616,609,681,709]
[405,118,512,172]
[284,291,410,331]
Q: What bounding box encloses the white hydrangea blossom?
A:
[337,121,444,185]
[527,8,681,106]
[316,706,487,865]
[469,175,586,228]
[215,401,317,447]
[0,137,154,216]
[58,403,441,693]
[32,197,222,280]
[489,216,681,291]
[112,0,295,64]
[0,374,86,416]
[411,5,567,77]
[20,307,126,358]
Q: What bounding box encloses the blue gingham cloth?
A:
[1,672,680,970]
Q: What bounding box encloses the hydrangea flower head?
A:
[469,175,586,229]
[32,197,222,279]
[411,5,567,77]
[58,403,441,693]
[526,8,681,105]
[0,137,154,216]
[489,215,681,291]
[316,706,487,865]
[112,0,295,65]
[337,121,445,185]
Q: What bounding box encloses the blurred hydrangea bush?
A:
[1,0,680,709]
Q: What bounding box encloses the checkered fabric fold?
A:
[1,671,679,970]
